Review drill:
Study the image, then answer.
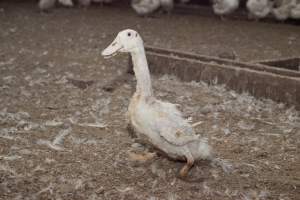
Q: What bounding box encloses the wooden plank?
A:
[135,47,300,109]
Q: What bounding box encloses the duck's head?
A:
[102,29,143,59]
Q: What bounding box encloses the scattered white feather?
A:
[37,126,72,151]
[0,155,22,161]
[237,120,255,130]
[44,119,64,127]
[52,126,72,146]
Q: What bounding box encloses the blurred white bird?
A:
[39,0,56,11]
[272,0,297,21]
[160,0,174,13]
[58,0,74,7]
[246,0,274,20]
[131,0,160,16]
[39,0,73,11]
[290,1,300,19]
[132,0,173,16]
[212,0,240,19]
[78,0,91,6]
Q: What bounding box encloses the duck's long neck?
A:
[131,47,153,97]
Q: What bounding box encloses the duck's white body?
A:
[58,0,74,6]
[160,0,174,13]
[246,0,273,19]
[102,29,213,177]
[290,2,300,19]
[131,0,161,16]
[272,0,296,20]
[39,0,56,10]
[212,0,239,16]
[39,0,74,10]
[131,0,174,16]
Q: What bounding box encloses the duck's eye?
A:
[127,32,131,37]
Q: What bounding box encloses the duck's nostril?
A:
[112,42,116,46]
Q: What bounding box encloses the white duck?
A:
[39,0,56,10]
[212,0,240,18]
[290,1,300,19]
[78,0,91,7]
[160,0,174,13]
[272,0,296,21]
[131,0,173,16]
[102,29,213,177]
[38,0,73,11]
[246,0,273,20]
[131,0,161,16]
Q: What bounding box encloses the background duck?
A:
[212,0,240,19]
[39,0,74,11]
[131,0,161,16]
[272,0,297,21]
[102,29,215,177]
[38,0,56,11]
[290,1,300,19]
[160,0,174,14]
[246,0,273,20]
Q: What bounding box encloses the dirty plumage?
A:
[212,0,240,16]
[246,0,273,19]
[102,29,214,177]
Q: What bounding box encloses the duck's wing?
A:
[159,125,200,146]
[152,100,200,146]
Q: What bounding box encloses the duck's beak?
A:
[101,37,124,59]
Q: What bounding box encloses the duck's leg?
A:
[179,150,194,178]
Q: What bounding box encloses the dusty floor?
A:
[0,1,300,200]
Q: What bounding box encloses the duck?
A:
[58,0,74,7]
[101,29,214,177]
[290,1,300,19]
[160,0,174,14]
[131,0,173,16]
[246,0,274,20]
[212,0,240,19]
[131,0,161,16]
[272,0,297,21]
[38,0,73,11]
[78,0,91,7]
[38,0,56,11]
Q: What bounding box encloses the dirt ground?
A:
[0,1,300,200]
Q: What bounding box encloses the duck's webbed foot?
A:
[179,151,195,178]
